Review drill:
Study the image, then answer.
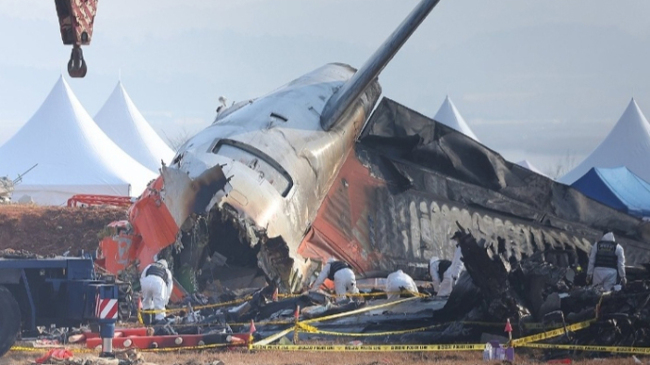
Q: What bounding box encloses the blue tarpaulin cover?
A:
[571,166,650,217]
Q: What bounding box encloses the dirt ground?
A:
[3,347,646,365]
[0,205,646,364]
[0,205,126,255]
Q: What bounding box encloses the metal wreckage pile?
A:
[104,98,650,357]
[15,98,650,359]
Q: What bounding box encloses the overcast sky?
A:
[1,0,649,177]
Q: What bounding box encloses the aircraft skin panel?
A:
[157,63,380,290]
[298,98,650,281]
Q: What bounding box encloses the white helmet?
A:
[157,259,168,269]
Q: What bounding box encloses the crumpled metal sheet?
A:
[298,97,650,279]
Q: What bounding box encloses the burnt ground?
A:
[0,205,126,256]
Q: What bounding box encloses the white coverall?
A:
[587,233,625,291]
[140,261,173,321]
[429,239,465,297]
[438,242,465,297]
[386,270,419,300]
[311,260,359,299]
[429,257,442,293]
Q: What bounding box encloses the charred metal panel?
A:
[299,98,650,279]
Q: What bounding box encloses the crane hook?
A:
[68,45,87,78]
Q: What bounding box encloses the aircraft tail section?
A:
[319,0,441,131]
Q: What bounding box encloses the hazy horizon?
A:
[2,0,650,178]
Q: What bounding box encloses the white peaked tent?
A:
[0,76,157,206]
[94,81,174,172]
[433,95,480,141]
[560,98,650,185]
[516,160,549,178]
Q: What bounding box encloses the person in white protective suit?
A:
[140,259,173,323]
[385,270,419,300]
[311,258,359,299]
[587,232,626,291]
[430,232,465,297]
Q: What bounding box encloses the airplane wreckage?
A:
[97,0,650,304]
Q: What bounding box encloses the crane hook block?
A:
[55,0,98,78]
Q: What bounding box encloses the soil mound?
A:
[0,205,126,255]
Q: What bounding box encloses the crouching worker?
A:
[587,232,626,291]
[430,232,465,297]
[140,259,173,324]
[386,270,419,300]
[311,258,359,300]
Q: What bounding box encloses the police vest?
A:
[146,263,170,285]
[594,241,618,269]
[327,261,351,281]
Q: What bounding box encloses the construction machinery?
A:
[0,255,118,357]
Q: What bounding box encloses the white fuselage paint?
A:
[165,63,380,288]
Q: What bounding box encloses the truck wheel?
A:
[0,286,20,357]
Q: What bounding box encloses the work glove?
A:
[620,277,627,286]
[586,275,592,285]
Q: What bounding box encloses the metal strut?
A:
[68,45,87,78]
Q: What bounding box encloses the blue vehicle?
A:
[0,255,118,357]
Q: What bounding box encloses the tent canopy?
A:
[433,95,480,141]
[94,81,175,172]
[571,166,650,218]
[560,98,650,184]
[0,76,156,205]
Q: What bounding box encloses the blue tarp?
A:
[571,166,650,218]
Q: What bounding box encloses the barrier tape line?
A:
[296,323,449,337]
[510,319,594,346]
[140,342,232,352]
[521,343,650,355]
[140,296,254,315]
[253,327,295,346]
[301,297,419,325]
[139,291,429,315]
[250,344,485,352]
[10,346,97,353]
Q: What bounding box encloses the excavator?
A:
[55,0,98,78]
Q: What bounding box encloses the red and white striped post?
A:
[96,286,118,358]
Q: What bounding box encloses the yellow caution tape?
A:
[251,343,485,352]
[295,323,449,337]
[253,327,296,346]
[521,343,650,355]
[301,297,420,325]
[140,342,232,352]
[140,291,430,315]
[9,346,97,353]
[510,320,594,346]
[140,296,254,315]
[296,322,319,333]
